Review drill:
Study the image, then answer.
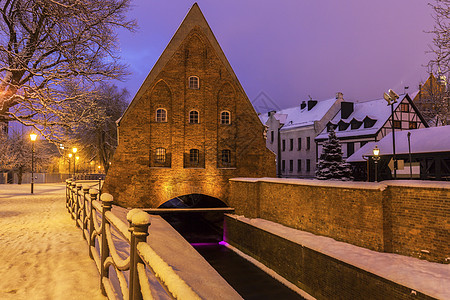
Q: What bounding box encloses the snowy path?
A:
[0,183,105,300]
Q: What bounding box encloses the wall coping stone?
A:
[230,177,387,190]
[384,180,450,190]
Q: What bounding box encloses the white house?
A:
[261,94,343,178]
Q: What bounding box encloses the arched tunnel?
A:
[157,194,229,244]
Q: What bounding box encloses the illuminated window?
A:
[156,108,167,122]
[220,111,231,125]
[190,149,199,164]
[409,121,417,129]
[393,120,402,129]
[155,147,166,163]
[400,103,409,112]
[189,110,199,124]
[189,76,199,89]
[221,150,231,164]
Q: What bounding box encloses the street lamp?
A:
[30,133,37,194]
[372,145,380,182]
[68,153,73,178]
[383,89,399,179]
[72,148,77,179]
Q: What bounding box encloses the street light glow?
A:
[76,156,80,161]
[30,133,37,141]
[68,153,73,158]
[72,147,78,153]
[373,145,380,157]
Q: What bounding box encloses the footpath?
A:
[0,183,105,300]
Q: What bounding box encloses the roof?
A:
[119,3,253,125]
[347,125,450,162]
[260,98,339,130]
[315,94,408,140]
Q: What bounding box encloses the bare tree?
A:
[415,72,450,126]
[0,0,135,141]
[68,83,129,173]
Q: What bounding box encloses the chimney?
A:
[307,100,317,111]
[336,92,344,100]
[268,110,276,117]
[300,101,306,110]
[341,102,354,119]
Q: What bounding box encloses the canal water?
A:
[160,211,305,300]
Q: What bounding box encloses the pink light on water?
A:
[218,241,229,246]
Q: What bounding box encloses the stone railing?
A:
[65,179,200,300]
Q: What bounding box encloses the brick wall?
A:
[229,178,450,263]
[225,216,436,300]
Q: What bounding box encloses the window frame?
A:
[282,139,286,151]
[189,110,199,124]
[189,149,200,164]
[188,76,199,89]
[409,121,417,129]
[400,103,409,112]
[393,120,402,129]
[220,111,231,125]
[298,137,302,150]
[289,139,293,151]
[155,147,166,163]
[221,149,231,165]
[156,108,167,123]
[306,159,311,172]
[306,137,311,150]
[297,159,302,172]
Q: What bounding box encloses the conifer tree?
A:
[316,127,353,180]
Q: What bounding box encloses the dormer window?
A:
[350,119,362,130]
[189,76,199,89]
[220,111,231,125]
[363,117,376,128]
[338,121,349,131]
[156,108,167,122]
[189,110,199,124]
[327,122,337,132]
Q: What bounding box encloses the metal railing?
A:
[65,179,200,300]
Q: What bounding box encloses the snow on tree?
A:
[316,127,353,180]
[0,0,136,142]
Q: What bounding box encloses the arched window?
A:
[156,108,167,122]
[220,111,231,125]
[155,147,166,163]
[221,150,231,164]
[189,110,199,124]
[188,76,199,89]
[190,149,199,164]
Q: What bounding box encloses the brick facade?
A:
[229,178,450,263]
[103,4,275,208]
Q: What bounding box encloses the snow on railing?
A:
[65,179,200,300]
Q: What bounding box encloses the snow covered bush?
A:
[316,127,353,180]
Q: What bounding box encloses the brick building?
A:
[103,4,275,208]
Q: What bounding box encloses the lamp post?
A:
[76,156,79,175]
[72,147,77,179]
[372,145,380,182]
[68,153,73,178]
[407,131,412,179]
[30,133,37,194]
[383,89,399,179]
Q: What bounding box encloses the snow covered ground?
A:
[0,183,105,300]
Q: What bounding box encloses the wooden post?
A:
[88,188,98,259]
[130,211,151,300]
[75,183,83,226]
[100,193,113,295]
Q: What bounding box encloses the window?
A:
[297,159,302,172]
[282,140,286,151]
[306,159,311,172]
[347,142,355,157]
[270,131,274,143]
[189,110,199,124]
[155,147,166,163]
[409,121,417,129]
[289,160,293,172]
[338,121,349,131]
[221,150,231,165]
[400,103,409,112]
[306,137,311,150]
[298,138,301,150]
[351,120,362,129]
[289,139,293,151]
[220,111,231,125]
[281,160,286,172]
[156,108,167,122]
[393,120,401,129]
[188,76,199,89]
[189,149,199,164]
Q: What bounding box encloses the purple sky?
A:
[116,0,436,110]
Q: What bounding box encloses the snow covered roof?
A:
[316,95,407,140]
[347,125,450,162]
[260,98,339,129]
